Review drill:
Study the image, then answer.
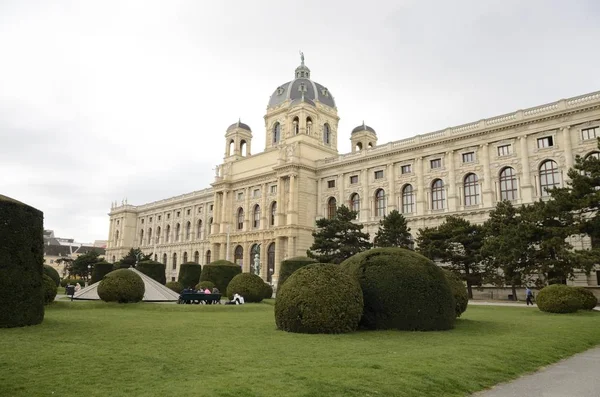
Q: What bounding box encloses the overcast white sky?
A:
[1,0,599,243]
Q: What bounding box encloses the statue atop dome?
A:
[300,50,304,66]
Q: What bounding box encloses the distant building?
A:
[43,230,106,278]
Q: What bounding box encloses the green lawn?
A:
[1,302,599,397]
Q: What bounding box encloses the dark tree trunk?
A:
[511,284,518,301]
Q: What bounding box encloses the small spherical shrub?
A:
[97,269,145,303]
[537,284,581,313]
[199,260,241,295]
[262,283,273,299]
[277,256,317,292]
[43,265,61,287]
[166,281,183,294]
[275,263,363,334]
[42,274,58,305]
[195,281,215,291]
[443,269,468,317]
[91,261,114,284]
[227,273,267,302]
[178,263,202,289]
[137,260,166,285]
[340,247,455,331]
[574,287,598,310]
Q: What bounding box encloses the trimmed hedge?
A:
[43,265,60,287]
[97,269,145,303]
[196,281,215,291]
[227,273,267,302]
[91,261,114,284]
[574,287,597,310]
[0,195,45,328]
[277,256,317,292]
[42,274,58,305]
[262,283,273,299]
[199,260,242,295]
[340,247,455,331]
[137,260,166,285]
[443,269,469,317]
[60,278,85,288]
[537,284,581,313]
[166,281,183,294]
[178,262,202,289]
[275,263,364,334]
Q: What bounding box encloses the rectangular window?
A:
[253,189,260,198]
[582,126,599,140]
[149,217,152,222]
[327,180,336,188]
[462,152,474,163]
[374,170,384,180]
[141,219,144,224]
[349,175,358,184]
[430,159,441,169]
[158,215,161,221]
[209,205,214,211]
[401,165,412,174]
[237,192,243,200]
[270,185,277,194]
[187,209,190,215]
[167,214,170,219]
[176,211,180,217]
[537,136,554,148]
[497,144,511,156]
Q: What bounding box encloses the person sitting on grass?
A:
[225,293,245,305]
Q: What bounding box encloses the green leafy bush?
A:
[137,261,166,285]
[97,269,145,303]
[340,247,455,331]
[443,269,468,317]
[199,260,241,294]
[178,262,202,289]
[0,195,45,328]
[262,283,273,299]
[42,274,57,305]
[227,273,267,302]
[574,287,597,310]
[166,281,183,294]
[195,281,215,291]
[43,265,60,287]
[275,263,363,334]
[537,284,581,313]
[91,261,114,284]
[277,256,317,292]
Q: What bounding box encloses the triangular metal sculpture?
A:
[73,267,180,302]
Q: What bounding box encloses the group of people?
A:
[182,286,220,294]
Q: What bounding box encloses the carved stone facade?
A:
[106,59,600,288]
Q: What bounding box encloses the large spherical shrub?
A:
[537,284,580,313]
[166,281,183,293]
[137,260,166,285]
[340,248,455,331]
[43,265,61,287]
[195,281,215,291]
[178,262,202,289]
[91,261,114,284]
[574,287,597,310]
[0,195,45,328]
[443,269,468,318]
[275,263,363,334]
[97,269,145,303]
[199,260,241,295]
[227,273,267,302]
[277,256,317,292]
[42,274,58,305]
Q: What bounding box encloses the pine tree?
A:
[307,205,372,264]
[373,210,412,248]
[119,248,152,268]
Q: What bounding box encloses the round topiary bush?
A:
[137,260,166,285]
[275,263,363,334]
[43,265,61,287]
[0,195,45,328]
[178,262,202,289]
[166,281,183,294]
[574,287,598,310]
[42,274,58,305]
[537,284,581,313]
[97,269,145,303]
[277,256,317,292]
[199,260,241,295]
[227,273,267,303]
[262,283,273,299]
[91,261,114,284]
[195,280,215,291]
[340,247,455,331]
[443,269,468,318]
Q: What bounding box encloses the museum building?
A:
[105,58,600,288]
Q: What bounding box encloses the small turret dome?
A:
[227,120,252,133]
[352,122,376,134]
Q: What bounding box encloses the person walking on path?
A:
[525,287,534,306]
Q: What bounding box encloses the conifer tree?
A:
[373,210,412,248]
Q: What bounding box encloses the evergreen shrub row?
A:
[537,284,598,313]
[199,260,241,294]
[91,261,114,284]
[137,260,166,285]
[178,262,202,289]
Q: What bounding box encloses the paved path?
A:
[473,346,600,396]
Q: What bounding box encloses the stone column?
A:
[339,172,345,206]
[447,151,457,211]
[276,177,284,226]
[563,126,574,174]
[388,163,396,212]
[316,177,322,219]
[415,157,425,215]
[273,236,284,287]
[244,187,250,230]
[260,183,267,229]
[481,143,494,208]
[259,242,267,280]
[519,135,534,202]
[287,174,296,224]
[360,168,369,221]
[220,190,229,233]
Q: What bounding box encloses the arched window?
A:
[175,223,180,242]
[499,167,518,201]
[267,243,276,283]
[270,202,277,226]
[112,255,116,263]
[273,122,281,144]
[162,253,167,265]
[147,228,152,245]
[185,221,191,240]
[240,140,247,156]
[165,225,170,242]
[350,193,360,213]
[356,142,363,151]
[208,217,213,236]
[306,117,312,135]
[368,142,374,148]
[539,160,560,196]
[228,139,234,156]
[183,252,188,263]
[253,205,261,228]
[139,229,144,245]
[323,123,331,144]
[194,251,199,263]
[585,151,600,160]
[154,254,157,262]
[206,250,211,264]
[402,184,414,214]
[234,245,243,267]
[172,253,177,270]
[197,220,203,240]
[293,117,299,135]
[237,208,244,230]
[115,230,119,244]
[431,179,445,210]
[156,226,161,244]
[375,189,386,217]
[327,197,337,219]
[464,174,480,206]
